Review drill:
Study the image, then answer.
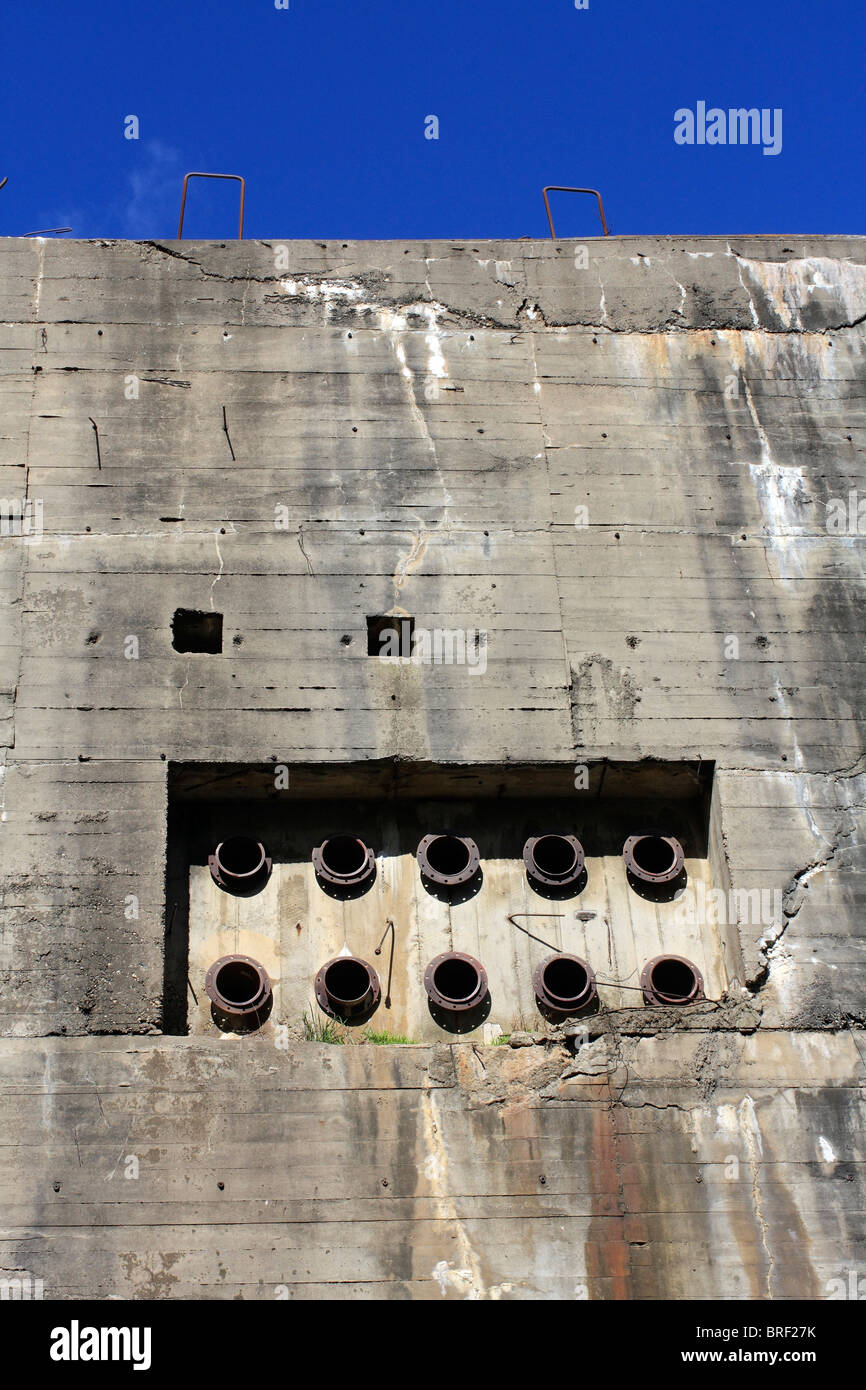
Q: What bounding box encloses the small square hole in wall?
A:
[367,614,414,658]
[172,609,223,654]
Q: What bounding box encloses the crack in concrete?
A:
[296,527,314,576]
[739,1095,775,1298]
[747,760,862,993]
[141,241,866,334]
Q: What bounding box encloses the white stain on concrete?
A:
[280,277,364,305]
[761,941,799,1009]
[423,1089,487,1300]
[747,460,809,526]
[734,255,866,331]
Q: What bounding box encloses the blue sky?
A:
[1,0,862,240]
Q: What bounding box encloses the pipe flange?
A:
[424,951,488,1012]
[424,952,491,1034]
[314,956,381,1024]
[417,834,480,888]
[641,955,704,1006]
[623,834,685,887]
[312,836,376,889]
[523,834,585,890]
[209,837,272,895]
[533,953,597,1018]
[204,954,273,1031]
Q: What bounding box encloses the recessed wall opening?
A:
[650,958,695,1000]
[417,833,481,894]
[172,608,223,654]
[424,951,491,1032]
[164,758,726,1038]
[533,953,597,1019]
[312,836,376,895]
[209,837,271,895]
[315,955,381,1023]
[524,833,585,894]
[641,955,704,1005]
[203,954,273,1033]
[367,614,414,658]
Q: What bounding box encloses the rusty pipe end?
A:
[312,836,376,889]
[533,954,598,1019]
[315,956,381,1024]
[417,833,480,889]
[424,952,490,1034]
[623,834,685,888]
[523,834,586,891]
[641,955,704,1006]
[204,955,273,1032]
[209,837,271,895]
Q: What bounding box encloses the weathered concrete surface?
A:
[0,1034,862,1301]
[1,234,865,1298]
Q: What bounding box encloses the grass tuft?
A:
[303,1009,346,1044]
[363,1029,416,1045]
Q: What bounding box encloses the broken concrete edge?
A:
[8,233,866,337]
[1,1027,862,1097]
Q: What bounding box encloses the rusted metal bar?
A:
[221,405,236,462]
[542,186,610,238]
[374,919,396,1008]
[177,172,245,239]
[506,910,565,950]
[88,418,102,471]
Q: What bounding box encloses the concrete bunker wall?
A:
[0,234,864,1300]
